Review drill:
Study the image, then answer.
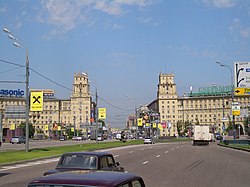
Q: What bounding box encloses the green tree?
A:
[18,122,35,138]
[243,116,250,136]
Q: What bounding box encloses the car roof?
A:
[28,170,144,186]
[61,151,113,157]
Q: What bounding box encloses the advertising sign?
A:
[30,91,43,111]
[98,108,106,120]
[0,89,24,97]
[137,118,142,126]
[153,123,157,128]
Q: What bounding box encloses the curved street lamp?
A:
[3,27,30,151]
[216,61,236,138]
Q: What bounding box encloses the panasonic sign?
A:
[0,89,24,97]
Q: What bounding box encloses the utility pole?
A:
[0,110,3,146]
[95,88,98,143]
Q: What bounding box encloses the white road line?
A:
[172,149,175,151]
[129,151,133,154]
[156,155,160,158]
[165,151,168,154]
[113,155,119,158]
[142,161,148,165]
[0,158,60,171]
[177,147,179,149]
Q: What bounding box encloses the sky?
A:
[1,0,250,128]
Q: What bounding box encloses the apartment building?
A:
[154,73,250,137]
[0,72,91,138]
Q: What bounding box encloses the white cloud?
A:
[239,27,250,39]
[94,1,122,15]
[202,0,237,8]
[230,18,250,39]
[38,0,156,36]
[114,0,154,6]
[137,16,159,26]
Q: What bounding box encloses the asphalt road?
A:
[0,142,250,187]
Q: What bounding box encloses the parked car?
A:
[215,133,223,140]
[97,136,103,141]
[10,136,26,144]
[59,136,66,141]
[143,137,155,144]
[72,136,83,141]
[43,151,125,176]
[28,170,145,187]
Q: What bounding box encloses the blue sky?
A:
[1,0,250,128]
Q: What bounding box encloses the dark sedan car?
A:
[28,170,145,187]
[43,151,124,176]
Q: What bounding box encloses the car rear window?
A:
[57,155,97,169]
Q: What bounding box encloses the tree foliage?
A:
[18,122,35,138]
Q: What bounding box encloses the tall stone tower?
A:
[157,73,178,136]
[71,72,91,131]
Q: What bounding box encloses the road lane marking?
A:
[177,147,179,149]
[129,151,133,154]
[113,155,119,158]
[156,155,160,158]
[165,151,168,154]
[142,161,148,165]
[0,157,60,171]
[172,149,175,151]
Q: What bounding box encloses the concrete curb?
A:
[218,143,250,152]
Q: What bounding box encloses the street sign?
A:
[30,91,43,111]
[221,117,228,122]
[98,108,106,120]
[234,62,250,88]
[232,105,240,116]
[234,87,250,95]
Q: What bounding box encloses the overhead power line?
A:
[1,58,133,112]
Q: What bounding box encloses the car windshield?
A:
[57,155,97,170]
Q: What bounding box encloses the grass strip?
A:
[218,142,250,151]
[0,140,143,165]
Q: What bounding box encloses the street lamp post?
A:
[127,95,138,139]
[3,28,30,151]
[216,61,235,138]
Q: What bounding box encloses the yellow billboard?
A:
[30,91,43,111]
[98,108,106,120]
[137,118,142,126]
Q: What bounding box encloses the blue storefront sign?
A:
[0,89,24,97]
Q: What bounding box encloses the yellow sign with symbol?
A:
[137,118,142,126]
[234,87,250,96]
[98,108,106,120]
[30,91,43,111]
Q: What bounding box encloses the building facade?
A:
[0,72,92,139]
[151,73,250,137]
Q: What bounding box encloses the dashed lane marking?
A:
[0,157,60,172]
[156,155,160,158]
[165,151,169,154]
[113,155,119,158]
[129,151,133,154]
[142,161,148,165]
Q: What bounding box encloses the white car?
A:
[143,137,155,144]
